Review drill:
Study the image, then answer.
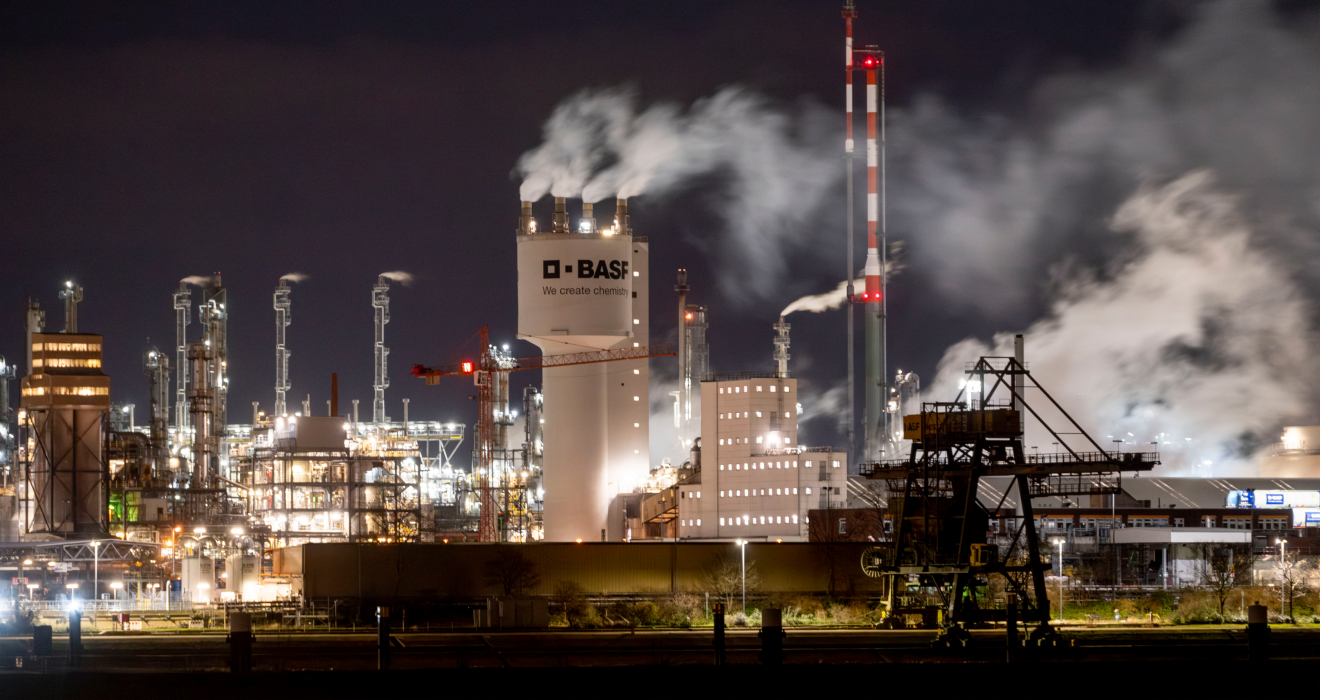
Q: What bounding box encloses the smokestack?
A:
[25,299,44,374]
[59,282,83,334]
[402,397,410,436]
[615,198,630,235]
[676,269,690,435]
[331,373,339,417]
[580,202,595,233]
[273,279,292,416]
[773,316,791,378]
[519,201,536,235]
[553,197,570,233]
[372,276,391,423]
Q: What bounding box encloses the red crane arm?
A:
[412,343,675,383]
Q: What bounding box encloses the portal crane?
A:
[413,326,674,542]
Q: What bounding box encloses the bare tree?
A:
[1196,543,1256,620]
[484,548,542,596]
[699,553,761,608]
[1276,552,1314,621]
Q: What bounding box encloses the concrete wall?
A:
[274,542,885,599]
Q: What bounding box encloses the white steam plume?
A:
[780,243,905,316]
[930,172,1315,475]
[781,278,863,317]
[379,271,414,286]
[180,275,217,287]
[279,272,309,283]
[517,86,840,299]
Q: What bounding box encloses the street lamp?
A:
[1277,538,1289,619]
[736,540,748,615]
[91,540,101,603]
[1052,538,1066,622]
[110,582,123,602]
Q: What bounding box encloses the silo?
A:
[517,197,634,541]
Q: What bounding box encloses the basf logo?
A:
[543,259,630,280]
[1267,493,1286,505]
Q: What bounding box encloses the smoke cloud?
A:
[279,272,309,283]
[930,172,1316,474]
[180,275,217,287]
[911,1,1320,474]
[379,271,414,286]
[780,278,863,318]
[517,86,840,299]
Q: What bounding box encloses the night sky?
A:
[4,1,1306,471]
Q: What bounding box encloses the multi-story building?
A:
[669,373,846,541]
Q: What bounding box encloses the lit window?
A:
[793,461,797,467]
[760,516,766,524]
[805,461,813,468]
[634,449,639,454]
[784,412,790,418]
[633,342,639,348]
[771,386,777,392]
[743,386,748,392]
[792,514,798,524]
[785,438,791,444]
[833,461,840,468]
[784,386,791,392]
[793,488,798,495]
[734,387,739,393]
[776,516,782,524]
[720,491,724,497]
[720,518,726,526]
[757,385,763,392]
[633,369,640,374]
[719,439,724,445]
[776,489,781,495]
[681,519,685,526]
[696,519,701,526]
[756,411,762,418]
[720,388,724,394]
[634,423,640,428]
[633,396,640,401]
[633,319,640,325]
[719,413,723,419]
[806,488,812,495]
[633,271,639,277]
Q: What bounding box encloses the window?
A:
[1174,518,1185,527]
[838,518,847,534]
[775,488,781,495]
[1203,515,1216,527]
[633,319,640,325]
[792,488,798,495]
[681,519,685,526]
[757,385,763,392]
[771,386,777,392]
[696,519,701,526]
[697,492,701,499]
[720,518,726,526]
[784,437,791,444]
[832,461,840,468]
[633,342,639,348]
[633,271,639,277]
[756,411,762,418]
[805,488,812,495]
[719,439,724,445]
[805,461,813,468]
[634,423,640,428]
[720,491,724,497]
[791,515,798,524]
[719,413,723,419]
[633,369,640,374]
[720,388,724,394]
[784,386,791,392]
[776,516,782,523]
[756,436,763,444]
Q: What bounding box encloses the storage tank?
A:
[517,197,635,541]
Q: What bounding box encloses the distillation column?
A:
[174,284,192,435]
[273,280,292,416]
[372,276,391,424]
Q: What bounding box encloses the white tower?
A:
[372,276,391,424]
[517,197,646,542]
[173,283,191,433]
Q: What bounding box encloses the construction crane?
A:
[413,325,675,542]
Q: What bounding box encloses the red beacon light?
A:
[461,361,474,374]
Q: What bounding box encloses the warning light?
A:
[685,312,693,320]
[461,361,474,374]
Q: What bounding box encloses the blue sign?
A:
[1268,493,1285,505]
[1306,512,1320,523]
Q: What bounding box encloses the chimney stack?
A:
[553,197,570,233]
[519,201,536,235]
[615,198,630,235]
[331,373,339,417]
[580,202,595,233]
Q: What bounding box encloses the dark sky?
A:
[0,1,1182,464]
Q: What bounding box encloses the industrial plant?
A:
[5,0,1320,678]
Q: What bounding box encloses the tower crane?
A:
[413,325,674,542]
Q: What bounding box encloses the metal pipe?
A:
[174,283,192,435]
[676,269,690,437]
[844,1,857,460]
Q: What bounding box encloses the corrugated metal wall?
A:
[276,542,884,598]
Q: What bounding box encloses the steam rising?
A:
[517,87,840,298]
[379,271,414,286]
[930,173,1315,474]
[180,275,217,287]
[279,272,309,283]
[780,278,864,317]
